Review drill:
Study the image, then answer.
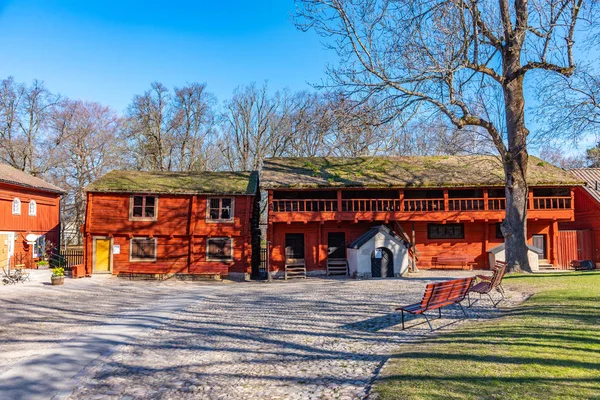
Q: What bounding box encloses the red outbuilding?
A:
[0,163,65,271]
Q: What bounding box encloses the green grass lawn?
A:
[374,271,600,400]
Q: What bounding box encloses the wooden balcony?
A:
[270,196,574,223]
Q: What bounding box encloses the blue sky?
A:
[0,0,333,112]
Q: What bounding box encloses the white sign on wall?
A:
[113,245,121,255]
[374,248,383,259]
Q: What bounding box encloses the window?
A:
[130,196,157,220]
[427,223,464,239]
[207,237,233,261]
[130,238,157,261]
[33,235,46,258]
[12,198,21,215]
[28,200,37,216]
[207,198,234,222]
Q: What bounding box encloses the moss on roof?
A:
[262,156,583,189]
[85,170,258,195]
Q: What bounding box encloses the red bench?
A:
[432,253,478,270]
[468,260,507,307]
[396,277,474,330]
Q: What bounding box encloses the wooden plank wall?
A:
[84,192,254,275]
[270,220,560,271]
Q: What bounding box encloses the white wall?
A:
[348,231,409,278]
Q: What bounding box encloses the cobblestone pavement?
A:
[65,272,527,400]
[0,272,214,372]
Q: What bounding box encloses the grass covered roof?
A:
[85,170,258,195]
[262,156,582,189]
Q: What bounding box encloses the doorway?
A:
[285,234,305,262]
[327,232,346,259]
[0,233,13,271]
[93,237,112,273]
[371,247,394,278]
[532,235,547,259]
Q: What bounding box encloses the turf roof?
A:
[85,170,258,195]
[262,156,583,189]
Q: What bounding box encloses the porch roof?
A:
[262,156,583,190]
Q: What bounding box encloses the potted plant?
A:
[51,267,65,286]
[36,260,49,269]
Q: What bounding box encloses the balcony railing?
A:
[272,196,572,213]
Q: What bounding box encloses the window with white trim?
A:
[28,200,37,216]
[207,198,234,222]
[12,198,21,215]
[207,237,233,261]
[129,195,157,220]
[129,238,157,261]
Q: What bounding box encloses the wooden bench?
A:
[432,253,478,270]
[396,277,474,330]
[468,260,507,307]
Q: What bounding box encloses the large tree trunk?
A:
[502,74,532,273]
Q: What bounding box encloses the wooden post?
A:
[411,222,417,272]
[570,188,575,210]
[483,189,489,211]
[399,189,404,212]
[187,195,198,274]
[528,190,534,210]
[550,220,559,266]
[337,189,342,214]
[443,189,449,211]
[483,222,489,269]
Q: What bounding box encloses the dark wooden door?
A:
[532,235,546,259]
[371,247,393,278]
[285,234,305,261]
[327,232,346,259]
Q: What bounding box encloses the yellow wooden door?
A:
[0,234,9,271]
[95,239,111,272]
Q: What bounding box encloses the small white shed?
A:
[488,243,540,272]
[347,225,410,278]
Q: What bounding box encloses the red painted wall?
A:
[83,192,255,276]
[0,182,61,268]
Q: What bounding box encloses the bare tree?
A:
[50,99,122,245]
[219,82,289,171]
[296,0,596,272]
[124,82,218,171]
[0,77,60,174]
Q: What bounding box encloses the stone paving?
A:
[60,272,527,400]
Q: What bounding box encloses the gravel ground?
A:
[59,271,527,400]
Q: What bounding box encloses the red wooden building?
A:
[0,163,65,271]
[83,170,260,279]
[558,168,600,269]
[263,156,581,277]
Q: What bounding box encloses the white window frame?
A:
[28,200,37,216]
[206,237,234,262]
[129,195,158,221]
[206,197,235,223]
[12,198,21,215]
[129,237,157,262]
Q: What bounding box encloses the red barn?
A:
[0,163,65,271]
[83,170,260,279]
[558,168,600,269]
[262,156,580,278]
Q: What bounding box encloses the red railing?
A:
[488,198,506,210]
[341,199,401,212]
[272,196,572,212]
[448,198,485,211]
[403,199,445,212]
[532,196,571,209]
[272,199,337,212]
